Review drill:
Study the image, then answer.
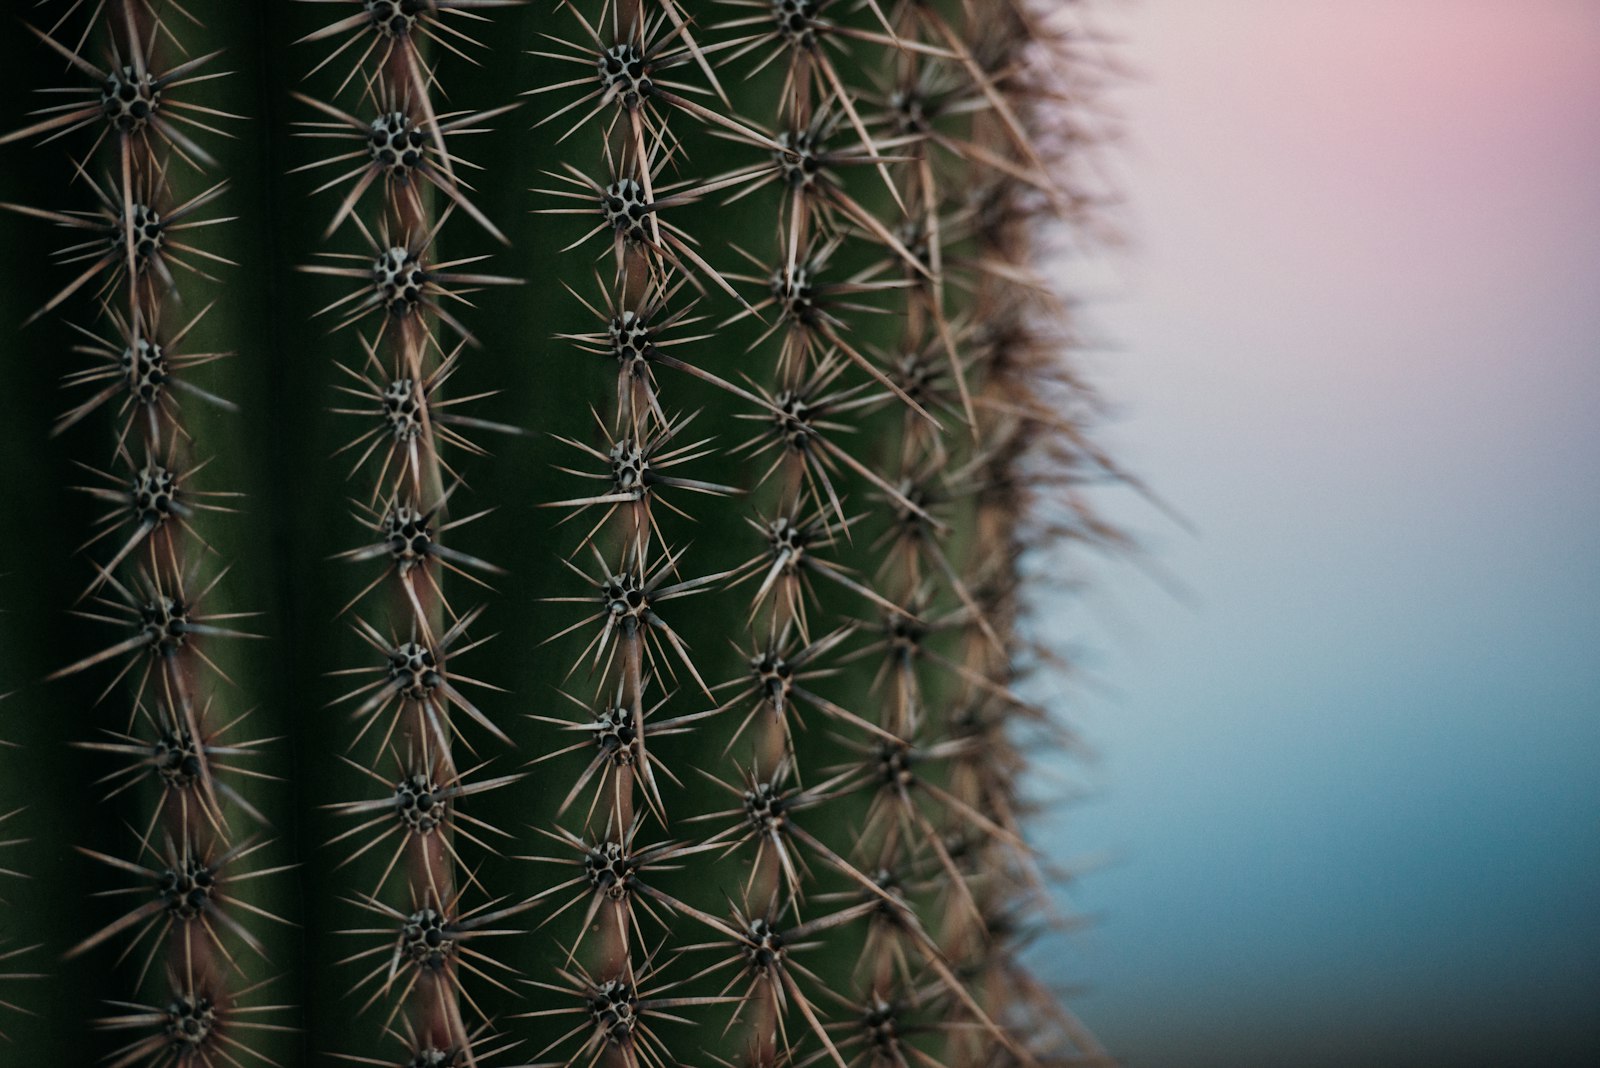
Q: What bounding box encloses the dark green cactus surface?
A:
[0,2,1121,1064]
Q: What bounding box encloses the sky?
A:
[1032,4,1600,1066]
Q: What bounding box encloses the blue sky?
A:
[1032,4,1600,1065]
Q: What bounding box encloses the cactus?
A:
[0,1,1120,1064]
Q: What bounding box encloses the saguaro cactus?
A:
[0,1,1120,1064]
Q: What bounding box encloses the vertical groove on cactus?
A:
[0,0,293,1062]
[0,802,41,1031]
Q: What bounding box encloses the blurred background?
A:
[1033,3,1600,1066]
